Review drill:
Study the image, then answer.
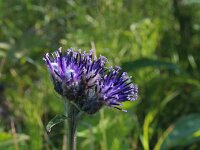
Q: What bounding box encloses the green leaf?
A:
[122,58,179,71]
[160,114,200,149]
[46,114,68,132]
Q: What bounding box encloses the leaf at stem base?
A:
[46,114,68,132]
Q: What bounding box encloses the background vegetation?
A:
[0,0,200,149]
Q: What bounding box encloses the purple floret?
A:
[43,48,83,84]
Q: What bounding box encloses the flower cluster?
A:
[43,48,138,114]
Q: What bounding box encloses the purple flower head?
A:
[43,48,138,114]
[43,47,107,101]
[98,66,138,111]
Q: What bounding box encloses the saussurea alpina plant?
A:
[43,47,138,150]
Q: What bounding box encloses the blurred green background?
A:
[0,0,200,150]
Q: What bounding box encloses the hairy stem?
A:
[64,100,79,150]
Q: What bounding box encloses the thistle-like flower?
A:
[99,67,138,110]
[43,48,106,102]
[43,48,138,114]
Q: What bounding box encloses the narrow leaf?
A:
[122,58,179,71]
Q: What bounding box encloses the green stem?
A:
[64,100,79,150]
[100,109,107,150]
